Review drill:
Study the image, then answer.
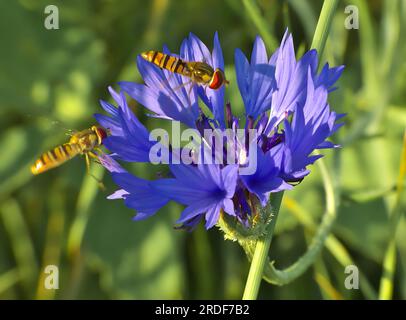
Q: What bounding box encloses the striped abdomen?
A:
[141,51,189,76]
[31,143,79,175]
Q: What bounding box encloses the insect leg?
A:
[88,150,103,164]
[84,152,106,190]
[170,80,193,93]
[88,150,100,158]
[85,153,91,173]
[93,147,104,155]
[187,75,197,107]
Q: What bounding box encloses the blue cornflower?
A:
[96,30,344,230]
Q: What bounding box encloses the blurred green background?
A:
[0,0,405,300]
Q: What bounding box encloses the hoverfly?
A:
[141,51,229,90]
[31,125,107,175]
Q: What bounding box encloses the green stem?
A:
[288,0,317,42]
[1,198,39,294]
[241,0,278,50]
[67,164,105,258]
[262,157,337,285]
[255,0,340,285]
[241,0,339,299]
[242,192,284,300]
[284,195,376,298]
[0,269,20,295]
[310,0,339,58]
[379,240,397,299]
[65,164,104,299]
[240,156,339,287]
[378,130,406,299]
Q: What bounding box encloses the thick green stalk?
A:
[310,0,339,58]
[67,164,105,258]
[257,1,340,285]
[378,130,406,299]
[261,156,337,285]
[379,240,397,299]
[241,0,339,299]
[258,0,340,285]
[242,192,284,300]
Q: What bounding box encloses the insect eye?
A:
[209,69,225,90]
[95,128,107,140]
